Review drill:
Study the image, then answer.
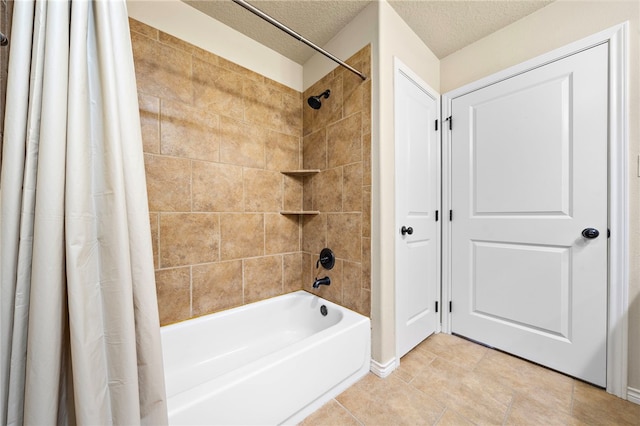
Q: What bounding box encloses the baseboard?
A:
[627,387,640,405]
[370,357,398,378]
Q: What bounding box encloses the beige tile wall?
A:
[131,18,371,324]
[301,46,372,317]
[131,19,304,326]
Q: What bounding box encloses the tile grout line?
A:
[332,398,365,426]
[280,254,284,294]
[569,379,576,416]
[400,348,436,387]
[403,355,447,403]
[189,265,193,318]
[431,407,447,426]
[501,390,516,426]
[400,352,471,426]
[241,258,245,305]
[475,346,516,426]
[410,340,512,425]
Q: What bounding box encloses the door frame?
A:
[394,57,442,361]
[441,23,629,398]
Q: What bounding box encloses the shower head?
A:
[307,89,330,110]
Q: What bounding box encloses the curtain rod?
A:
[231,0,367,81]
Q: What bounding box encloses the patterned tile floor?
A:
[300,334,640,425]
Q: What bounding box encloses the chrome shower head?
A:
[307,89,330,110]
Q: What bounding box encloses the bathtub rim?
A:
[160,289,365,333]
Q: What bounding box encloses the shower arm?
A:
[231,0,367,81]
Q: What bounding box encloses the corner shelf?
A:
[280,170,320,215]
[280,169,320,177]
[280,210,320,215]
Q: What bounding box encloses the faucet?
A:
[312,276,331,289]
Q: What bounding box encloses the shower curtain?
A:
[0,1,167,424]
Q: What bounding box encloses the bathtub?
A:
[161,290,371,425]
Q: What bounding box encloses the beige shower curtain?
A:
[0,1,167,424]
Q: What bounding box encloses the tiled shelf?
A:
[280,170,320,215]
[280,210,320,215]
[280,169,320,177]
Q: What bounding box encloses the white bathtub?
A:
[161,290,371,425]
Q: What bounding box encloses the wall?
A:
[130,18,305,325]
[130,15,372,323]
[375,0,440,365]
[302,2,378,91]
[302,0,441,366]
[126,0,302,91]
[304,0,442,367]
[301,45,372,317]
[440,0,640,394]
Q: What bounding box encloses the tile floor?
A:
[300,333,640,425]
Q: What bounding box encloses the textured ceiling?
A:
[388,0,554,58]
[184,1,372,64]
[183,0,553,64]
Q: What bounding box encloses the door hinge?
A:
[435,119,438,131]
[445,116,452,130]
[449,210,453,221]
[449,301,452,313]
[435,210,439,222]
[608,229,610,238]
[435,301,439,313]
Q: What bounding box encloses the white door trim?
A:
[441,23,629,398]
[393,57,442,359]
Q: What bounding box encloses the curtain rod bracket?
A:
[231,0,367,81]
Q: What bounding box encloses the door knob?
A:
[401,226,413,235]
[582,228,600,239]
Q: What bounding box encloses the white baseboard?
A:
[370,357,398,378]
[627,387,640,405]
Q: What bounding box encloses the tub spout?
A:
[312,276,331,289]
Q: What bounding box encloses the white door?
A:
[450,44,609,386]
[395,65,440,358]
